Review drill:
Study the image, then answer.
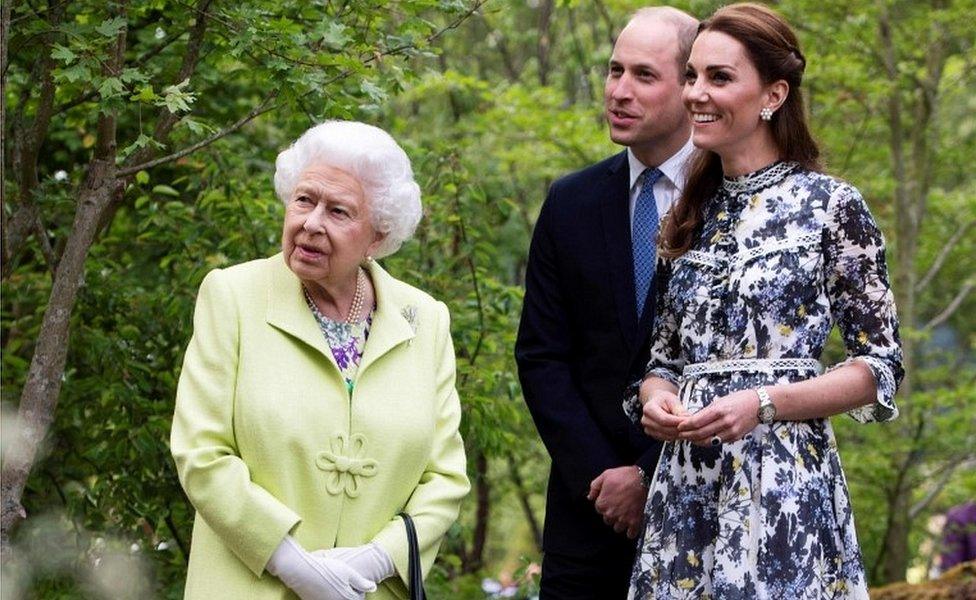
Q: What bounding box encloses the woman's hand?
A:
[640,380,689,441]
[313,543,394,586]
[676,389,759,446]
[267,536,376,600]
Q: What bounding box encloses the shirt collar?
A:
[626,138,695,191]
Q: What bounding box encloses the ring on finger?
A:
[710,435,721,447]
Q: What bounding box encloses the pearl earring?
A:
[760,107,774,121]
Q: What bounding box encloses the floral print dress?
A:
[304,291,373,395]
[623,162,904,599]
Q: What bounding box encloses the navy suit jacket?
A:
[515,151,664,557]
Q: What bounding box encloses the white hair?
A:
[273,120,422,258]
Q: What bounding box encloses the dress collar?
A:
[721,161,798,195]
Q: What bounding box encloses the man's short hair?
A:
[630,6,699,81]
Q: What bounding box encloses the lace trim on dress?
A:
[675,232,821,271]
[682,357,823,379]
[734,232,820,267]
[722,161,799,195]
[678,250,723,269]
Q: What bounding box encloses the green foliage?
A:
[3,0,975,597]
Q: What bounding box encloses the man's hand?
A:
[587,466,647,539]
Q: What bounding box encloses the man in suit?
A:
[515,7,698,598]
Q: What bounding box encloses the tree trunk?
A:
[0,160,118,557]
[461,451,490,574]
[535,0,553,87]
[507,454,542,552]
[0,0,127,557]
[874,3,914,583]
[879,480,911,584]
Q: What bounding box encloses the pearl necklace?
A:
[346,268,367,324]
[303,268,368,324]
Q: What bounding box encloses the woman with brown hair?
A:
[623,3,903,598]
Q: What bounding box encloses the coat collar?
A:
[266,254,416,374]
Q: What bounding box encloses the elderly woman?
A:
[171,120,470,599]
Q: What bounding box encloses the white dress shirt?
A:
[627,138,695,229]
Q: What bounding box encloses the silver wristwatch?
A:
[756,386,776,424]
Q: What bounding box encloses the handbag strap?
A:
[398,512,426,600]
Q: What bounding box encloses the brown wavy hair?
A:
[660,3,822,258]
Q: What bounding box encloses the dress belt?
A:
[682,358,823,379]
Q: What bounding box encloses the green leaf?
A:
[51,44,76,63]
[179,118,213,136]
[120,68,147,84]
[152,185,180,197]
[95,17,127,38]
[361,80,387,103]
[58,64,91,83]
[157,79,196,114]
[130,85,157,103]
[320,22,350,48]
[97,77,125,98]
[118,133,163,161]
[135,171,150,185]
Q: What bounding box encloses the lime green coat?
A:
[171,254,470,599]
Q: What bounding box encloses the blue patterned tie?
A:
[633,168,663,318]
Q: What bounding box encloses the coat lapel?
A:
[601,151,638,352]
[266,254,336,366]
[357,261,416,375]
[265,256,416,376]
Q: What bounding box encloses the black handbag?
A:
[398,513,427,600]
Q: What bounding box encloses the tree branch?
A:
[924,278,975,330]
[31,213,57,278]
[126,0,214,170]
[916,219,974,292]
[2,0,66,276]
[535,0,553,87]
[909,458,976,519]
[54,28,187,116]
[591,0,616,46]
[1,0,10,78]
[428,0,487,44]
[120,1,486,179]
[1,0,11,263]
[116,89,279,177]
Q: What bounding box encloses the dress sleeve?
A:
[170,269,301,576]
[371,301,470,587]
[822,184,904,423]
[623,258,684,424]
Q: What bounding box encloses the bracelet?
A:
[634,465,652,489]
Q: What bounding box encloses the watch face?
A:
[759,404,776,423]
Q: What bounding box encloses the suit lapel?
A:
[635,272,658,356]
[601,151,639,352]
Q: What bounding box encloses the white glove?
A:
[313,543,396,584]
[266,536,376,600]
